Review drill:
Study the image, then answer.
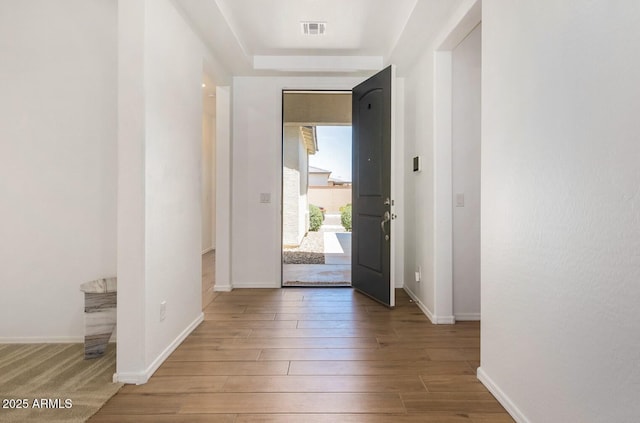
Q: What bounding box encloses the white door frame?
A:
[275,77,404,290]
[432,0,481,323]
[214,86,232,291]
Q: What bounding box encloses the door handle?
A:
[380,211,391,234]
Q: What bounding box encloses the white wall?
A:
[117,0,229,383]
[232,77,365,288]
[479,1,640,422]
[0,0,117,342]
[452,24,481,320]
[401,42,437,316]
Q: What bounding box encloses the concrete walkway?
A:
[320,213,345,233]
[324,232,351,264]
[282,213,352,286]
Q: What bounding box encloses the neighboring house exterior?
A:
[308,165,332,187]
[309,166,352,187]
[328,176,351,187]
[282,126,316,247]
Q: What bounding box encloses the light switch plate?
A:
[260,193,271,203]
[456,193,465,207]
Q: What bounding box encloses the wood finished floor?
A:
[202,250,216,309]
[90,288,513,422]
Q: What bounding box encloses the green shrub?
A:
[340,204,352,231]
[309,204,323,231]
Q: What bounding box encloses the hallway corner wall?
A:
[117,0,229,383]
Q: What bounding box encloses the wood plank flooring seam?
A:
[418,374,430,393]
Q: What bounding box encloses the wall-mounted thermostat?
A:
[413,156,421,172]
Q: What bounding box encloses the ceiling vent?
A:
[301,21,326,36]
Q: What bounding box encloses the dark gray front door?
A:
[351,66,394,307]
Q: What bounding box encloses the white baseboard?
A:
[213,284,233,292]
[0,336,84,343]
[455,312,481,321]
[435,314,456,324]
[403,286,455,324]
[202,247,214,255]
[403,285,435,322]
[477,367,529,423]
[115,312,203,385]
[114,371,145,385]
[232,282,280,289]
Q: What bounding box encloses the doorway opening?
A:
[433,0,481,322]
[452,23,481,321]
[281,91,353,287]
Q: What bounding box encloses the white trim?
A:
[115,312,203,385]
[391,76,405,293]
[455,312,481,321]
[201,247,214,255]
[0,336,84,344]
[404,285,456,324]
[213,284,233,292]
[115,370,146,385]
[215,86,233,293]
[434,314,456,324]
[233,282,280,289]
[114,372,142,385]
[477,367,530,423]
[403,285,435,322]
[388,64,396,308]
[433,50,454,320]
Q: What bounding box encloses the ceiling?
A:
[175,0,466,77]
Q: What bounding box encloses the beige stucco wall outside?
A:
[308,186,352,213]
